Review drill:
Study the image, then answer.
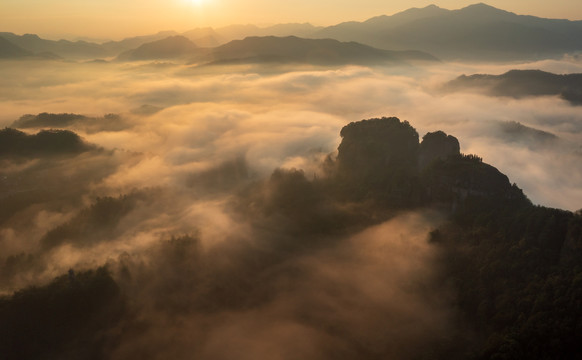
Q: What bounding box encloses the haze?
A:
[1,0,581,39]
[2,2,582,359]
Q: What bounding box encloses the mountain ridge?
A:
[189,35,438,66]
[116,35,200,61]
[0,32,107,59]
[0,36,32,58]
[311,3,582,60]
[444,69,582,105]
[3,3,582,61]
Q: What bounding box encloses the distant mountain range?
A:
[0,36,61,60]
[0,32,105,59]
[0,23,325,60]
[196,36,434,66]
[116,35,200,61]
[312,3,582,61]
[2,3,582,61]
[215,23,323,42]
[101,31,180,56]
[118,35,436,66]
[0,36,31,58]
[444,69,582,105]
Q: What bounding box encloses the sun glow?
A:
[188,0,205,6]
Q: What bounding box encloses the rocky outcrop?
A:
[418,131,460,169]
[0,128,97,157]
[335,117,420,204]
[332,117,527,210]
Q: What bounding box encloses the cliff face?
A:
[333,118,582,359]
[332,117,526,210]
[337,118,419,181]
[420,154,528,213]
[334,117,420,205]
[419,131,460,170]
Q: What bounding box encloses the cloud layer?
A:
[1,57,581,357]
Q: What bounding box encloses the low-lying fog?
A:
[1,57,581,358]
[2,58,581,210]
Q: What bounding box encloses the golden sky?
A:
[2,0,582,40]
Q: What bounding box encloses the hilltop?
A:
[191,36,438,66]
[444,69,582,104]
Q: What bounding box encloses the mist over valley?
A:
[1,3,582,359]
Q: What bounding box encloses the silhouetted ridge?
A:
[102,30,179,55]
[191,36,438,66]
[0,37,32,58]
[0,128,96,157]
[456,2,514,18]
[0,32,107,59]
[445,69,582,104]
[380,4,449,23]
[313,3,582,61]
[12,113,89,128]
[419,131,460,169]
[4,3,582,61]
[498,121,558,147]
[116,35,199,61]
[41,191,153,250]
[0,267,125,360]
[330,117,525,209]
[11,112,127,133]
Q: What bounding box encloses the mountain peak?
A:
[116,35,199,61]
[22,33,41,40]
[143,35,198,49]
[467,2,496,8]
[363,4,448,26]
[459,3,512,15]
[394,3,447,17]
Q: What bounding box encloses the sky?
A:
[2,0,582,40]
[2,1,582,355]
